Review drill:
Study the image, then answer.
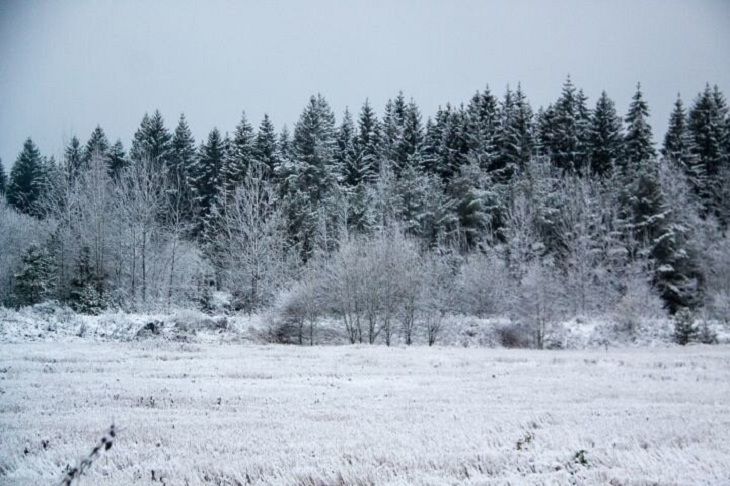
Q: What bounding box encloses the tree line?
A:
[1,78,729,345]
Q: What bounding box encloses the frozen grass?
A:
[1,343,729,485]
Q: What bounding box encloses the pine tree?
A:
[622,83,656,172]
[688,84,729,223]
[130,110,172,168]
[495,84,534,180]
[350,99,380,186]
[169,114,196,184]
[106,140,127,179]
[68,246,105,314]
[7,138,45,216]
[64,136,84,180]
[254,114,279,178]
[545,76,591,172]
[224,111,256,191]
[334,108,356,184]
[12,244,54,307]
[465,86,499,170]
[190,128,226,237]
[397,99,424,172]
[83,125,109,164]
[288,94,338,258]
[0,158,7,196]
[588,91,623,176]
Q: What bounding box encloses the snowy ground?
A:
[1,343,729,485]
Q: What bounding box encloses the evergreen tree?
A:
[106,139,127,179]
[130,110,172,168]
[688,84,729,222]
[545,76,591,172]
[495,84,534,180]
[0,158,6,196]
[588,91,623,176]
[334,108,357,183]
[465,86,499,170]
[64,136,84,180]
[424,104,469,181]
[350,99,380,186]
[68,246,105,314]
[288,94,338,258]
[169,114,196,185]
[190,128,226,237]
[224,111,256,191]
[254,114,279,177]
[83,125,109,164]
[12,244,54,307]
[397,99,424,172]
[622,83,656,172]
[7,138,45,216]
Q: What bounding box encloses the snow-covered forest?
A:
[2,79,730,347]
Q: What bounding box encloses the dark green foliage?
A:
[190,128,226,237]
[224,111,256,191]
[495,85,534,180]
[588,91,623,176]
[106,140,128,179]
[130,110,172,168]
[83,126,109,164]
[622,84,656,172]
[7,138,45,216]
[349,100,380,186]
[688,85,730,224]
[12,244,54,307]
[541,77,591,172]
[0,157,6,195]
[68,246,105,314]
[673,308,698,345]
[254,114,279,178]
[64,136,84,180]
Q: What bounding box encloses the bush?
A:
[673,308,698,345]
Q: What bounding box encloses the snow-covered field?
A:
[1,342,729,485]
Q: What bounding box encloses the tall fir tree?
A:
[130,110,172,168]
[254,114,279,178]
[662,95,701,190]
[0,157,6,196]
[169,114,197,185]
[688,84,729,223]
[465,86,499,170]
[83,125,109,164]
[64,136,84,180]
[350,99,380,186]
[334,108,356,184]
[190,128,226,237]
[107,140,127,179]
[544,76,591,172]
[622,83,656,173]
[224,111,256,191]
[588,91,623,176]
[7,138,45,216]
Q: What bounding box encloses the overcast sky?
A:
[1,0,729,168]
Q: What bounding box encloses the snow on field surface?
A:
[1,343,729,485]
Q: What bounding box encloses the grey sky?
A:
[1,0,729,168]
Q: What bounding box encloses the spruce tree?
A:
[106,139,127,179]
[622,83,656,172]
[130,110,172,168]
[7,138,45,216]
[545,76,591,172]
[0,157,7,196]
[494,86,533,181]
[397,99,424,172]
[351,99,380,186]
[68,246,105,314]
[12,244,54,307]
[588,91,623,176]
[169,114,196,199]
[190,128,226,237]
[64,136,84,180]
[334,108,357,184]
[466,86,499,170]
[688,84,729,223]
[83,125,109,164]
[224,111,256,191]
[254,114,279,178]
